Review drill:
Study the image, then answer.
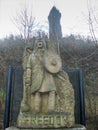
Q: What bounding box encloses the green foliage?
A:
[0,91,4,98]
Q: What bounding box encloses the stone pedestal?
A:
[6,125,86,130]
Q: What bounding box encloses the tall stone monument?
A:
[48,6,62,41]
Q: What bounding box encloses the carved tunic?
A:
[26,51,56,93]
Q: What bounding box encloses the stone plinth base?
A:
[6,125,86,130]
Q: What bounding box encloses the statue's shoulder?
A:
[22,42,34,69]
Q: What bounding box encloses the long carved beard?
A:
[35,48,45,61]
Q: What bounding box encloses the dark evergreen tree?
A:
[48,6,62,41]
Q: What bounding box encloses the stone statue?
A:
[17,38,75,128]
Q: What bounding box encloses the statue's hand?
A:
[20,99,30,112]
[20,103,30,112]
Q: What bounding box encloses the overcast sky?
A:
[0,0,98,39]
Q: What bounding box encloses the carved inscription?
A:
[17,114,73,128]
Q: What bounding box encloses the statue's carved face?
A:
[33,40,46,58]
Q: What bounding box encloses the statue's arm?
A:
[25,56,32,85]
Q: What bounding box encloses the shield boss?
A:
[43,52,62,73]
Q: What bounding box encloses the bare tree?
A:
[13,7,36,44]
[87,0,98,45]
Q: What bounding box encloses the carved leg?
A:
[48,91,55,113]
[34,92,41,113]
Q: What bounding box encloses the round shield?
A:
[43,51,62,73]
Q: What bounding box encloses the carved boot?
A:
[48,91,55,113]
[34,92,41,113]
